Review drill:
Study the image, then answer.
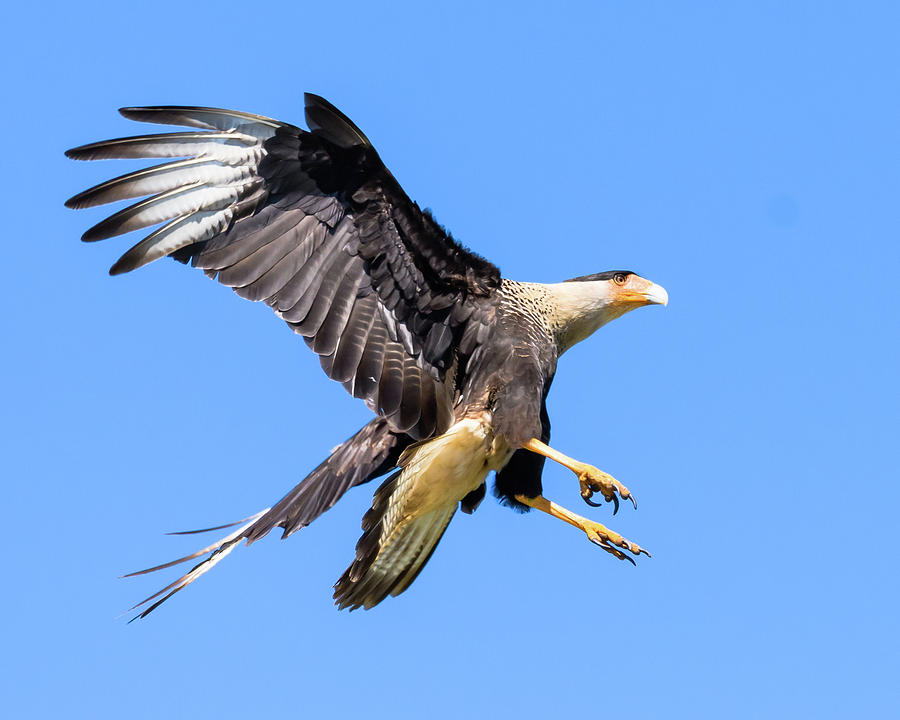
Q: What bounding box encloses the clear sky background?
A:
[2,2,898,718]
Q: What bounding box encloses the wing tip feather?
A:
[108,258,132,276]
[65,145,95,161]
[109,244,151,275]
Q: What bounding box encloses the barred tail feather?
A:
[333,471,457,611]
[334,416,495,610]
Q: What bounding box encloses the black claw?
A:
[583,492,603,507]
[622,553,636,566]
[629,495,637,510]
[611,494,620,515]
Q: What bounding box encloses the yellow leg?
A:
[514,494,649,562]
[522,438,636,513]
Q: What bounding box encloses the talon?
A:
[578,464,637,518]
[583,495,603,508]
[628,542,651,558]
[514,492,647,567]
[599,540,635,564]
[592,538,632,563]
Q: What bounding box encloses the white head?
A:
[548,271,668,353]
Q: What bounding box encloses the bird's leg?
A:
[514,494,649,562]
[522,438,636,513]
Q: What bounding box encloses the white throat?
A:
[544,281,624,353]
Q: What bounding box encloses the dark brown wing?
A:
[66,94,500,438]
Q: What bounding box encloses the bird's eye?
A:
[613,273,627,285]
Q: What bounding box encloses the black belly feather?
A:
[493,373,553,509]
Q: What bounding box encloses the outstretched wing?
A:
[67,94,500,438]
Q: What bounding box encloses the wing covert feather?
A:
[67,94,500,438]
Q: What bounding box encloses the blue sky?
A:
[2,1,898,718]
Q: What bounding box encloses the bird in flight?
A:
[66,94,668,617]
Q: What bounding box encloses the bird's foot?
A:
[576,464,636,514]
[514,493,649,564]
[581,519,650,564]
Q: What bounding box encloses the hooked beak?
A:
[643,282,668,307]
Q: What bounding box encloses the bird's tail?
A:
[333,416,495,610]
[125,418,407,620]
[332,471,457,611]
